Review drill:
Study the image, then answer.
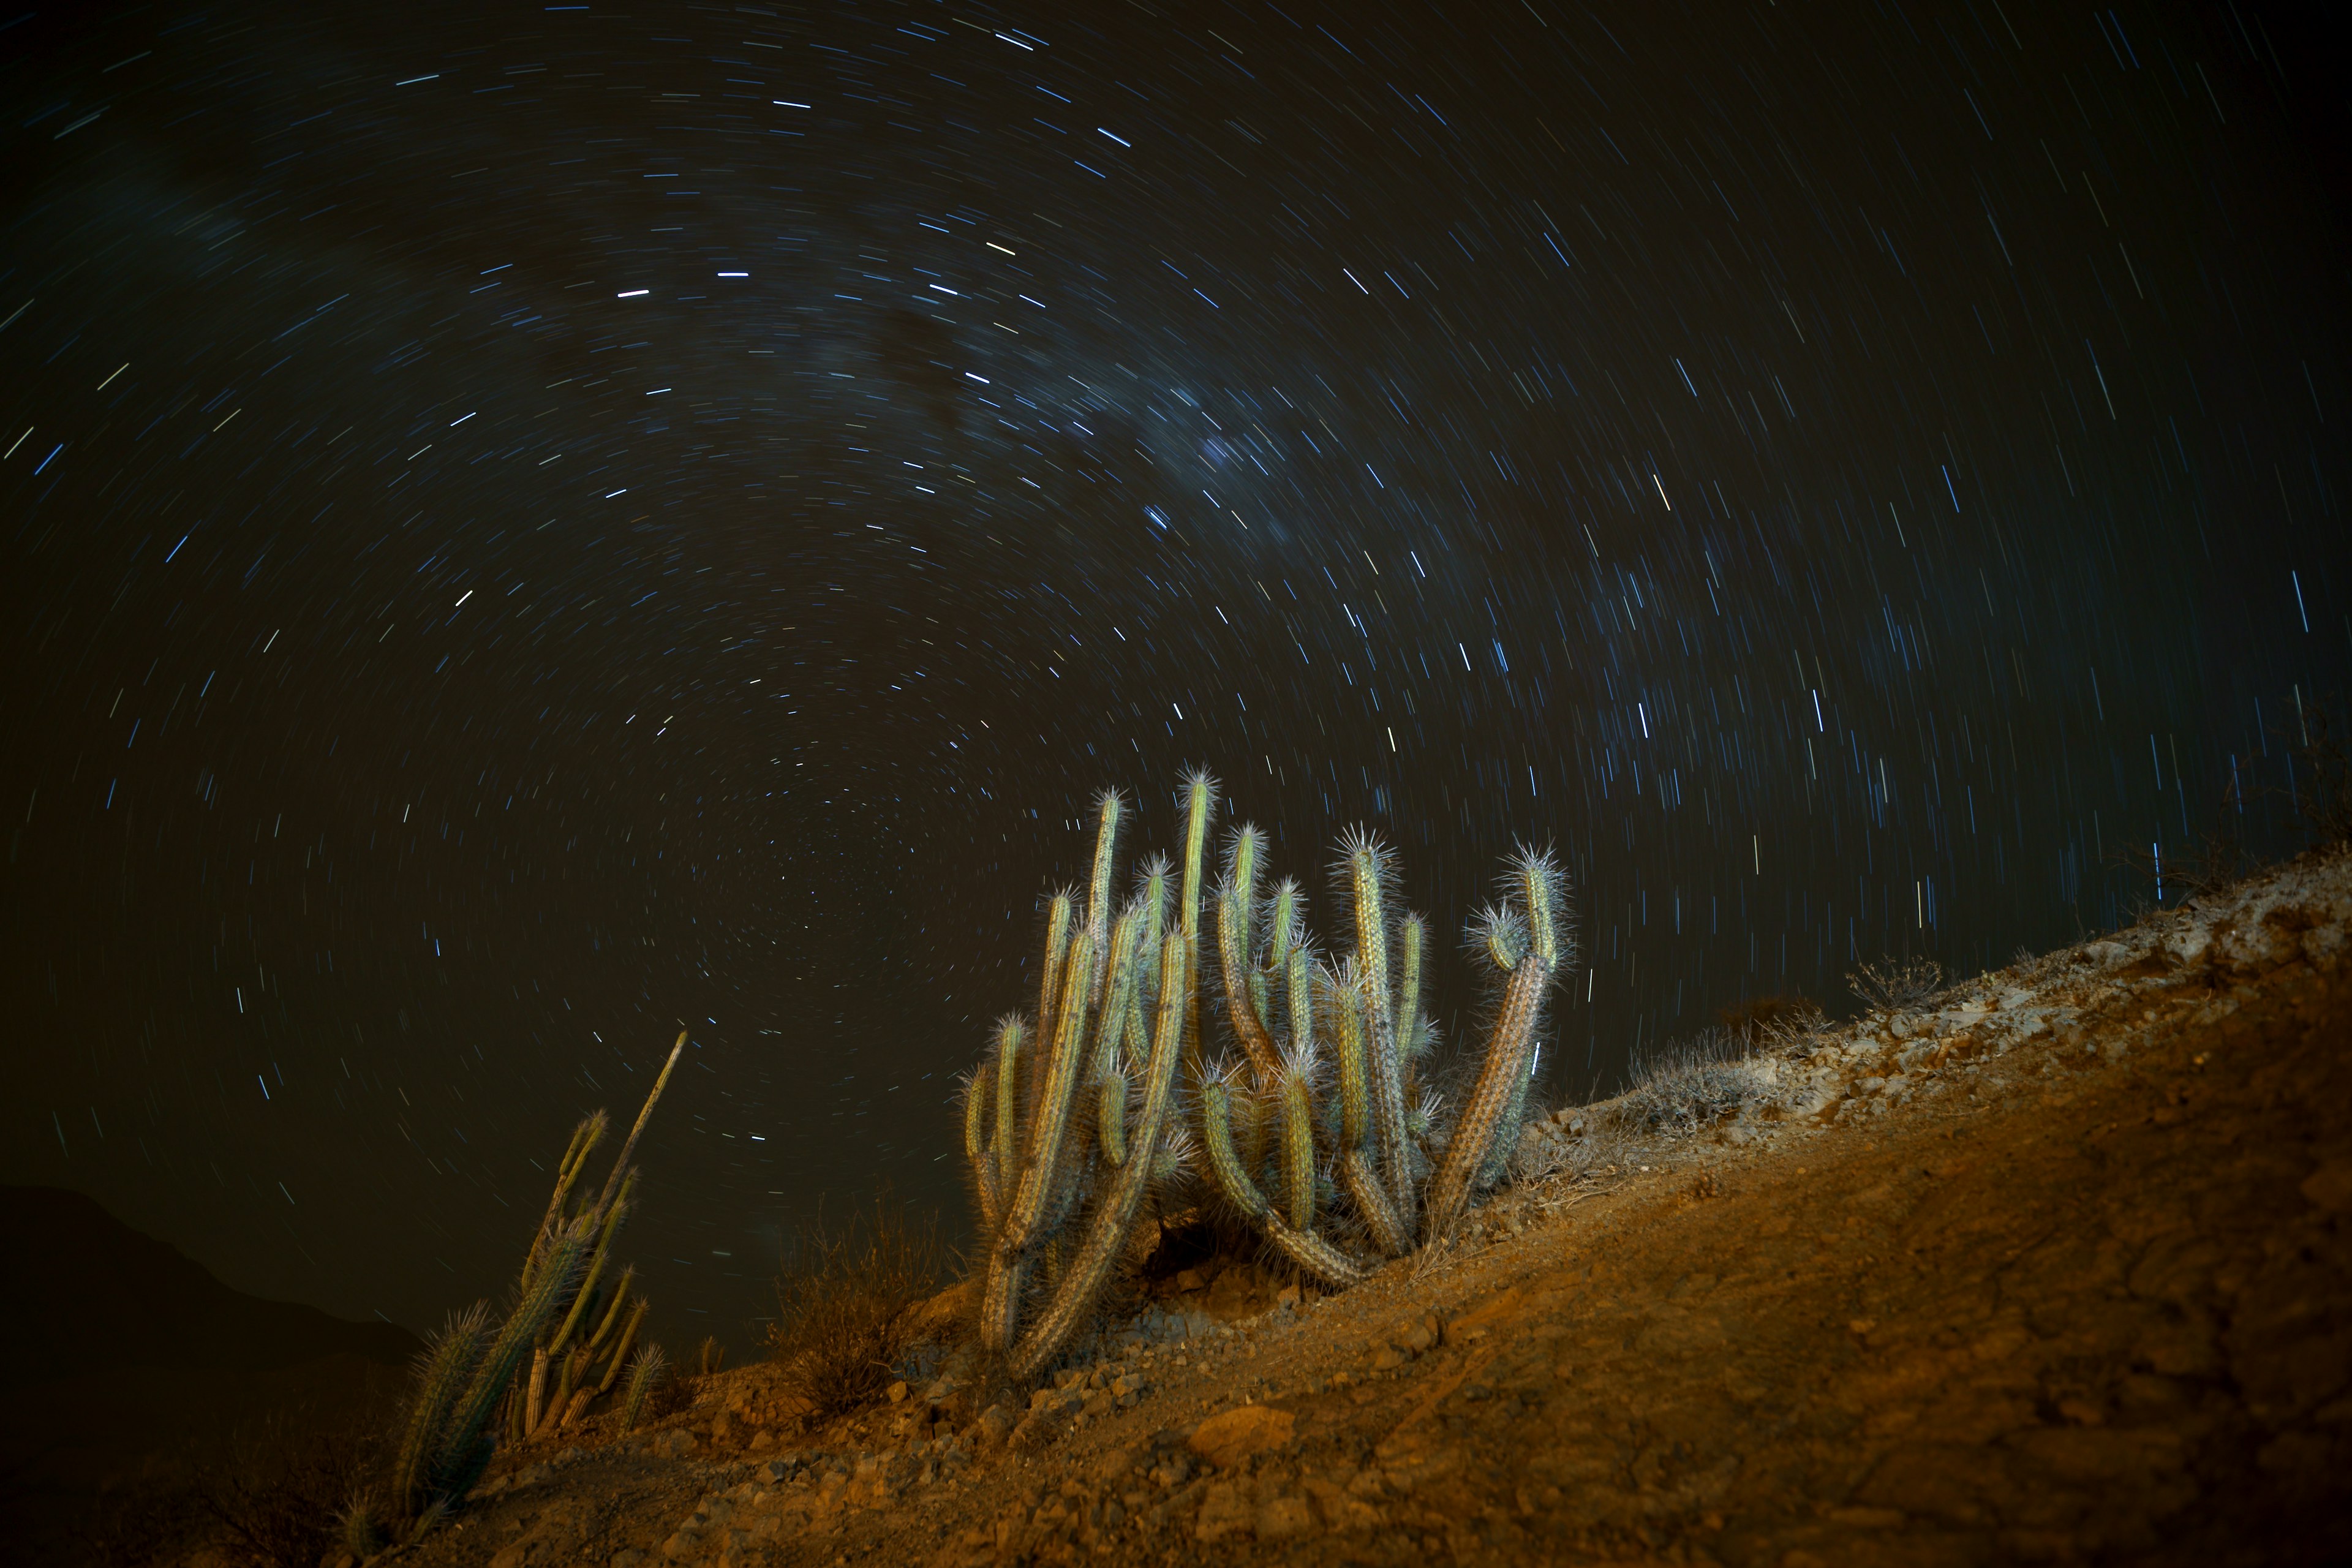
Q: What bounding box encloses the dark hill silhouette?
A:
[1,1185,421,1387]
[0,1186,423,1562]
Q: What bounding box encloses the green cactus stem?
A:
[1397,914,1427,1065]
[1424,853,1566,1235]
[1083,791,1125,973]
[990,1016,1025,1210]
[981,922,1097,1350]
[1329,960,1371,1153]
[431,1216,592,1500]
[522,1112,605,1292]
[391,1304,489,1523]
[1029,892,1074,1108]
[1199,1077,1368,1287]
[1177,771,1216,1074]
[1003,935,1190,1381]
[1216,824,1282,1080]
[548,1169,636,1357]
[963,1058,999,1228]
[620,1341,668,1431]
[1276,1052,1317,1231]
[1096,1069,1129,1166]
[595,1297,651,1397]
[1341,832,1414,1231]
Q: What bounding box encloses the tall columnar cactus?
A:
[960,773,1576,1381]
[968,777,1212,1382]
[387,1028,685,1532]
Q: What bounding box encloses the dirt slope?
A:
[371,850,2352,1568]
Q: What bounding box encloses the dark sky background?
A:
[4,0,2346,1354]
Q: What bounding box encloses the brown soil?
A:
[317,852,2352,1568]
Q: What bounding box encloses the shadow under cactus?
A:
[958,771,1577,1385]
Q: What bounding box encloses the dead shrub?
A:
[767,1197,943,1422]
[1619,1028,1760,1137]
[192,1405,380,1568]
[1847,957,1942,1016]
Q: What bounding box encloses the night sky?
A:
[5,0,2346,1352]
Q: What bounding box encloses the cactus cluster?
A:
[963,772,1573,1383]
[384,1028,684,1531]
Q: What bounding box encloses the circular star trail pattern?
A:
[4,1,2346,1346]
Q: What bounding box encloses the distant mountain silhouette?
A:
[1,1185,420,1389]
[0,1186,423,1560]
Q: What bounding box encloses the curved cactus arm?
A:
[1007,937,1191,1381]
[594,1297,650,1397]
[584,1266,635,1357]
[963,1063,1001,1229]
[1202,1079,1368,1287]
[1423,951,1551,1237]
[1340,1145,1410,1257]
[982,925,1098,1350]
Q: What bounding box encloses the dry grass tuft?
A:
[767,1197,944,1423]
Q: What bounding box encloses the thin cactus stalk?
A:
[548,1169,636,1355]
[1082,792,1124,977]
[596,1298,651,1396]
[1177,772,1216,1075]
[1216,825,1282,1080]
[591,1030,684,1216]
[990,1017,1025,1202]
[523,1344,551,1435]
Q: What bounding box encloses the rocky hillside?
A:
[356,848,2350,1567]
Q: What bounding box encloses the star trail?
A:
[4,0,2346,1348]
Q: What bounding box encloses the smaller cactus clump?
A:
[620,1341,670,1430]
[962,771,1575,1384]
[385,1028,684,1532]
